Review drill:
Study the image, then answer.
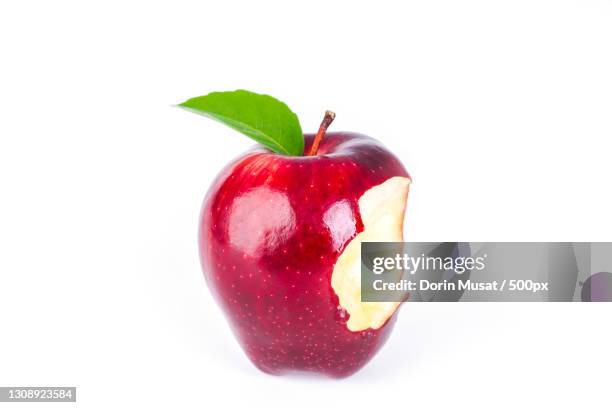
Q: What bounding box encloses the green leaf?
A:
[178,90,304,156]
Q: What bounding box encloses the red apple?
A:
[199,124,411,378]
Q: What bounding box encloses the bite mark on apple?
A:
[331,176,411,332]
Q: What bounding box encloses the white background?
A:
[1,0,611,407]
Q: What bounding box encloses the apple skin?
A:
[199,132,410,378]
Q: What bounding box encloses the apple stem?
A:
[307,110,336,156]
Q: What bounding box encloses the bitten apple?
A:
[199,125,410,377]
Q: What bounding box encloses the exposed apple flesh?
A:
[199,132,411,377]
[331,176,410,332]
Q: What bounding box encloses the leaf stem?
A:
[307,110,336,156]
